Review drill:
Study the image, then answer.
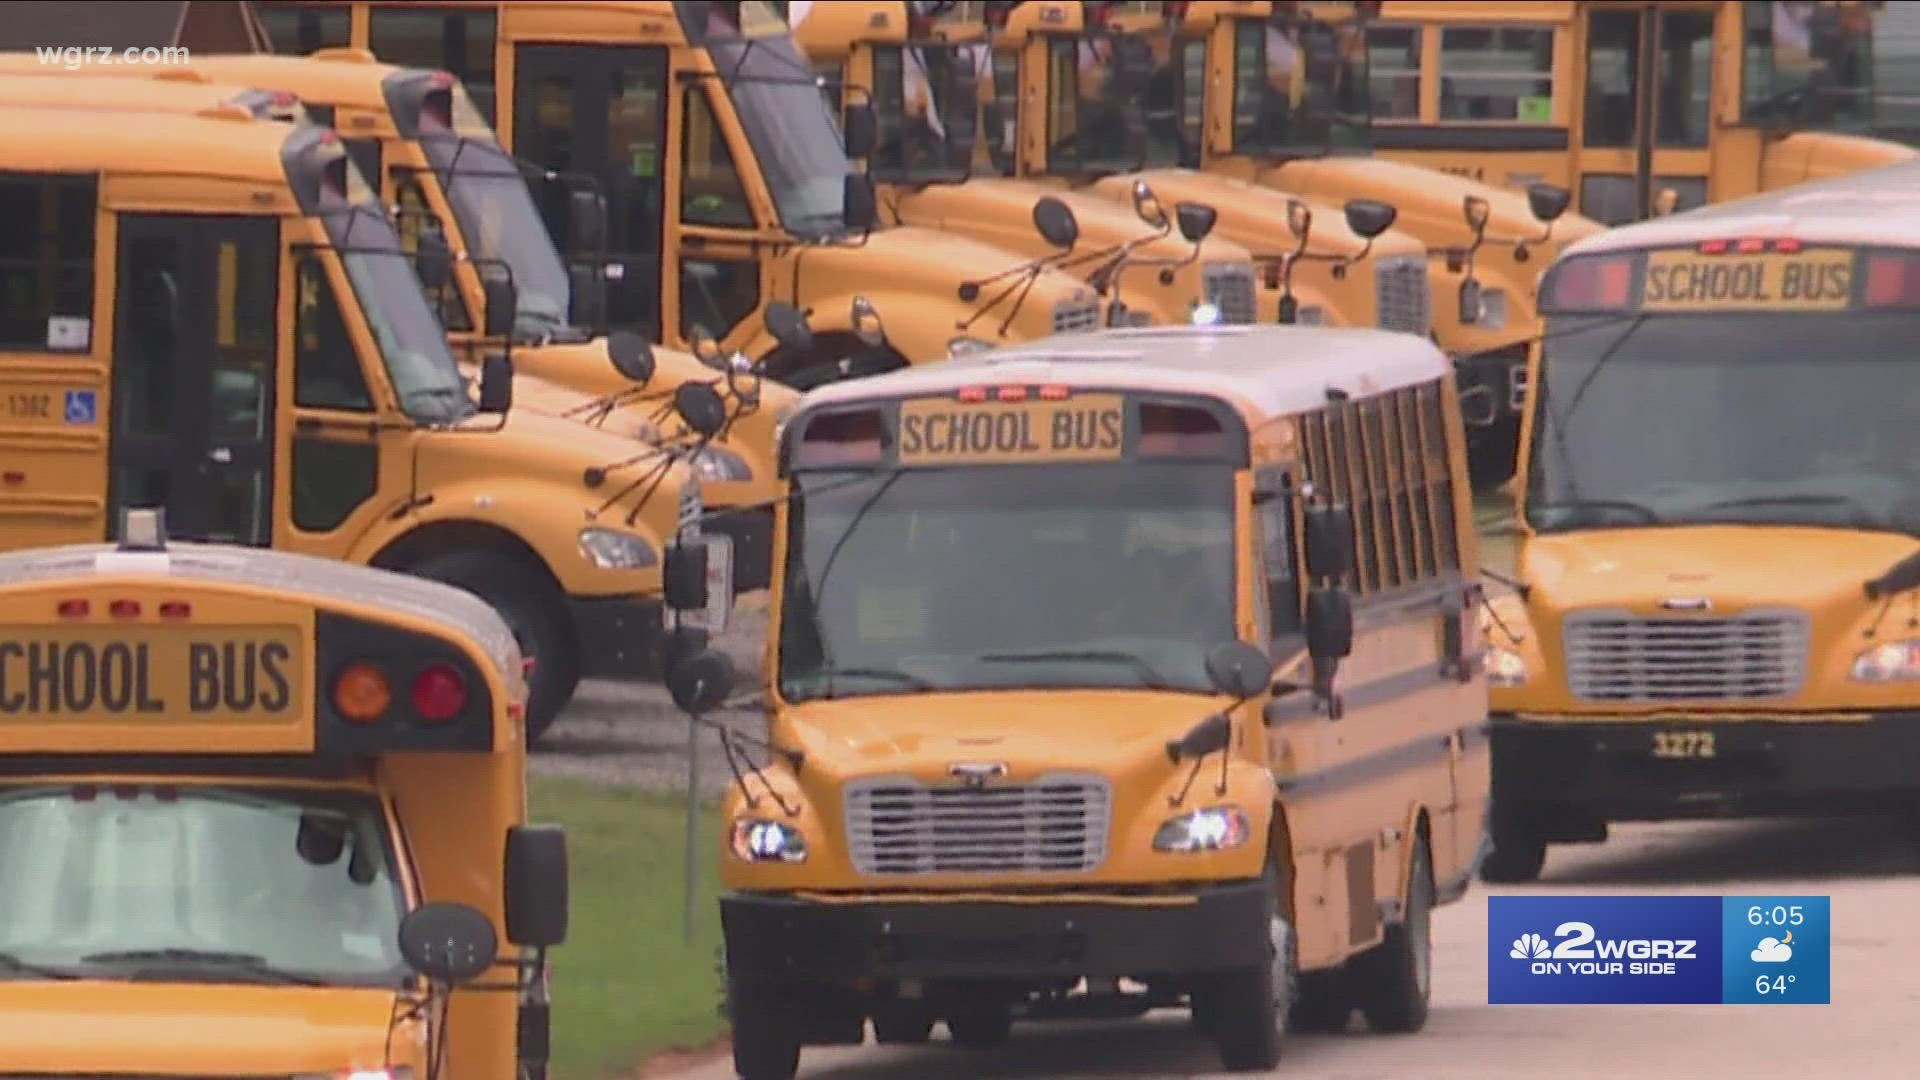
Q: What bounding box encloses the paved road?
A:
[664,815,1920,1079]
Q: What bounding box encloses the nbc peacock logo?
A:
[1510,932,1551,960]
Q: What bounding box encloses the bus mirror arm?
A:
[1864,549,1920,604]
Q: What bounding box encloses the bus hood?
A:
[795,226,1103,354]
[782,688,1227,781]
[1267,156,1604,260]
[1086,168,1423,261]
[0,982,406,1073]
[1518,526,1920,614]
[1760,131,1918,189]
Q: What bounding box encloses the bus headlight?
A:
[1478,288,1509,331]
[1851,640,1920,682]
[947,335,995,358]
[1189,301,1223,326]
[1486,645,1528,688]
[730,818,808,863]
[1152,805,1250,853]
[578,527,658,570]
[686,446,753,484]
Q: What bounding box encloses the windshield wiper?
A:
[0,952,81,981]
[806,666,936,692]
[1529,498,1664,526]
[1694,493,1863,514]
[977,648,1178,689]
[79,947,326,986]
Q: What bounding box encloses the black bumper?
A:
[562,594,665,680]
[1492,711,1920,822]
[701,505,774,593]
[721,883,1267,982]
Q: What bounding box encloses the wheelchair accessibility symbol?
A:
[64,389,97,425]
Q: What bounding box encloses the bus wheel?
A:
[944,1001,1012,1048]
[411,551,574,744]
[728,976,802,1080]
[1480,825,1547,884]
[1352,835,1433,1034]
[872,1002,934,1044]
[1205,861,1294,1071]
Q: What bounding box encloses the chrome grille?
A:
[1373,254,1432,335]
[677,474,704,536]
[844,772,1112,875]
[1202,261,1257,324]
[1050,297,1102,335]
[1562,608,1811,702]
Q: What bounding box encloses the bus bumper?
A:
[720,882,1267,982]
[701,505,774,593]
[563,594,665,680]
[1491,710,1920,825]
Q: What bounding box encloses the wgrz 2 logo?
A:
[1508,920,1697,977]
[1488,895,1724,1004]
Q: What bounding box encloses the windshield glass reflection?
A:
[708,34,850,233]
[421,135,574,338]
[321,207,472,425]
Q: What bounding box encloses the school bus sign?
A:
[1640,248,1854,312]
[897,393,1126,466]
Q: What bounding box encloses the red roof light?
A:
[995,385,1029,401]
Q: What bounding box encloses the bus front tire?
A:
[728,977,802,1080]
[1204,863,1295,1071]
[411,550,574,744]
[1352,835,1434,1034]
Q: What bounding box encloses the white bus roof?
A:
[0,541,521,678]
[797,325,1451,424]
[1565,157,1920,257]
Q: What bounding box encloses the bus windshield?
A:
[778,463,1238,701]
[1740,1,1908,133]
[0,784,406,986]
[1527,311,1920,535]
[321,206,473,425]
[870,42,977,184]
[1228,13,1372,157]
[1045,31,1185,174]
[709,34,851,234]
[420,134,575,339]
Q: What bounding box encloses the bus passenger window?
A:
[1257,472,1302,638]
[1657,11,1714,148]
[293,258,374,412]
[254,3,351,55]
[1438,26,1553,122]
[369,6,500,125]
[0,174,96,352]
[1584,11,1641,148]
[680,88,755,228]
[1366,25,1422,120]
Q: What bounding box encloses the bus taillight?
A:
[412,663,469,723]
[1541,254,1632,313]
[334,662,393,724]
[1865,253,1920,308]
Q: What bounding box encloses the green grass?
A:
[531,777,726,1080]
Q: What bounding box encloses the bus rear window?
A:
[1138,402,1226,458]
[791,408,887,469]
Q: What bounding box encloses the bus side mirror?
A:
[397,901,498,986]
[504,824,569,948]
[664,539,711,612]
[608,331,656,384]
[1526,183,1570,225]
[666,646,736,715]
[843,101,878,159]
[1306,587,1354,662]
[1033,195,1079,250]
[414,231,453,291]
[1458,277,1484,325]
[1204,639,1273,699]
[569,264,608,335]
[1303,501,1355,581]
[478,352,514,415]
[1175,202,1217,243]
[765,300,814,351]
[674,382,729,438]
[1344,198,1398,240]
[1131,180,1169,229]
[482,271,518,338]
[843,173,878,231]
[567,189,607,256]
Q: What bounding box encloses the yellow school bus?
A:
[251,0,1111,381]
[790,1,1265,329]
[0,509,567,1077]
[1364,1,1915,225]
[0,103,716,740]
[691,324,1489,1077]
[0,54,797,593]
[1481,156,1920,881]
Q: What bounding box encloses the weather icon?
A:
[1752,931,1794,963]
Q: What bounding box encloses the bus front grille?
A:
[1202,262,1258,324]
[1051,297,1103,335]
[1562,608,1810,702]
[845,773,1112,875]
[1373,254,1432,335]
